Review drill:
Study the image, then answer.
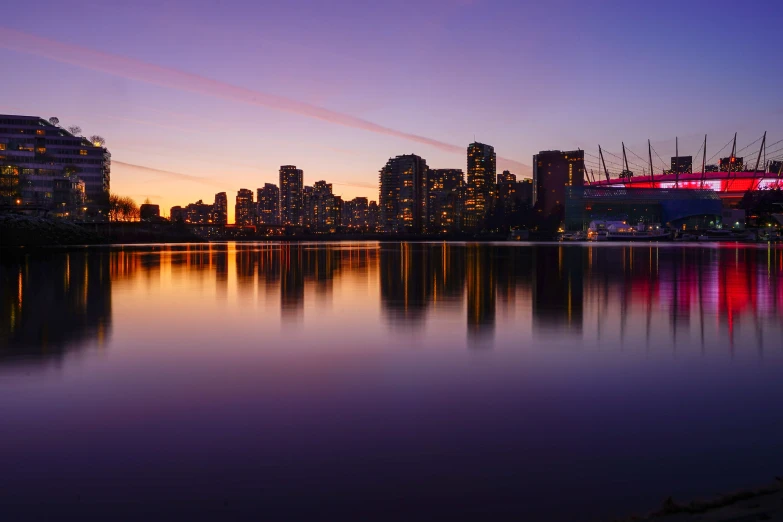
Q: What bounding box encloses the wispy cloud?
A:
[112,160,224,188]
[0,27,530,176]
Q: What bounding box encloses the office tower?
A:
[257,183,280,225]
[532,150,585,216]
[212,192,227,225]
[378,154,429,232]
[464,142,496,230]
[428,168,464,232]
[497,170,516,184]
[368,200,379,230]
[719,156,744,172]
[184,200,212,224]
[308,180,341,230]
[670,156,693,174]
[347,197,369,228]
[280,165,304,225]
[139,203,160,221]
[170,206,184,222]
[302,185,313,227]
[497,173,530,217]
[0,114,110,214]
[235,188,254,226]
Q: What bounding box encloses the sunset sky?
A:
[2,0,782,222]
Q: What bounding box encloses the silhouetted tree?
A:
[108,194,140,222]
[89,135,106,147]
[48,117,60,126]
[67,125,82,136]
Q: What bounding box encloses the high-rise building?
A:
[280,165,304,225]
[184,200,212,224]
[497,170,516,184]
[307,180,342,231]
[533,150,585,216]
[497,172,532,217]
[670,156,693,174]
[368,200,380,230]
[302,185,313,227]
[212,192,227,225]
[235,188,254,226]
[465,142,496,230]
[428,168,464,232]
[257,183,280,225]
[346,197,369,228]
[139,203,160,221]
[379,154,429,232]
[170,206,184,222]
[720,156,744,172]
[0,114,110,215]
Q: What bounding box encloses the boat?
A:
[696,229,755,242]
[588,220,670,241]
[560,231,586,241]
[508,227,529,241]
[757,228,782,242]
[674,233,698,242]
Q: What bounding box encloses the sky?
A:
[1,0,782,222]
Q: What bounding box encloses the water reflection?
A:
[2,243,783,363]
[0,251,112,365]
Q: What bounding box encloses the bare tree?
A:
[89,135,106,147]
[108,194,140,222]
[48,117,60,126]
[67,125,82,136]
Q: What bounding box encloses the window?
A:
[36,129,45,136]
[79,150,87,155]
[36,147,46,154]
[0,143,5,150]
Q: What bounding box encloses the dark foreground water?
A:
[2,242,783,521]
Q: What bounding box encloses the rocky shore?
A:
[0,214,105,247]
[616,479,783,521]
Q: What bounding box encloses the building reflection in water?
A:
[2,243,783,360]
[533,245,584,336]
[0,251,112,365]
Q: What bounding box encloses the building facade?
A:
[497,172,532,218]
[257,183,280,225]
[379,154,429,233]
[280,165,304,225]
[235,189,254,226]
[0,114,110,215]
[464,142,496,230]
[212,192,227,225]
[428,168,464,232]
[345,197,369,228]
[306,180,342,231]
[720,156,744,172]
[533,149,585,216]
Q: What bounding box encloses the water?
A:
[2,242,783,521]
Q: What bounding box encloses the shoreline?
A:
[615,479,783,521]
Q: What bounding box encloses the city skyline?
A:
[2,1,782,223]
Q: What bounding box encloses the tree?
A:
[89,135,106,147]
[108,194,140,222]
[48,117,60,126]
[67,125,82,136]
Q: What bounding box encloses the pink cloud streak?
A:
[0,27,530,176]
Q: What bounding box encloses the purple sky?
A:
[2,0,781,221]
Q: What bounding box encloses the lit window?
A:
[0,144,5,151]
[36,147,46,154]
[79,150,87,155]
[36,129,45,136]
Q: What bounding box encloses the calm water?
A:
[2,242,783,521]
